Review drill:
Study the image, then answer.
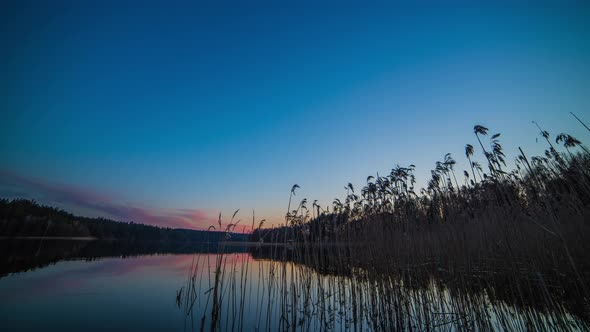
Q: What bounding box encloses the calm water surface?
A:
[0,252,211,331]
[0,239,254,331]
[0,239,587,331]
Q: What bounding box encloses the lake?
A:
[0,239,588,331]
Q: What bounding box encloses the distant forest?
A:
[0,198,248,242]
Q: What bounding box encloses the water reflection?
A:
[0,240,588,331]
[183,245,590,331]
[0,238,247,278]
[0,239,248,332]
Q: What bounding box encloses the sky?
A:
[2,1,590,230]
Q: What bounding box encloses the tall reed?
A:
[180,125,590,331]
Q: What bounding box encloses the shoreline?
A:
[0,236,98,241]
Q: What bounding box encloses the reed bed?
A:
[179,124,590,331]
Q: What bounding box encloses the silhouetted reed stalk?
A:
[179,124,590,331]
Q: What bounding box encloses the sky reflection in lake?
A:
[0,253,220,331]
[0,241,587,331]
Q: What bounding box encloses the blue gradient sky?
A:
[2,1,590,229]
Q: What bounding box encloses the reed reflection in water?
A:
[0,239,587,331]
[178,244,588,331]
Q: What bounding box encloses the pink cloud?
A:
[0,169,219,230]
[98,204,219,229]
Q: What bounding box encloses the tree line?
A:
[0,198,248,242]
